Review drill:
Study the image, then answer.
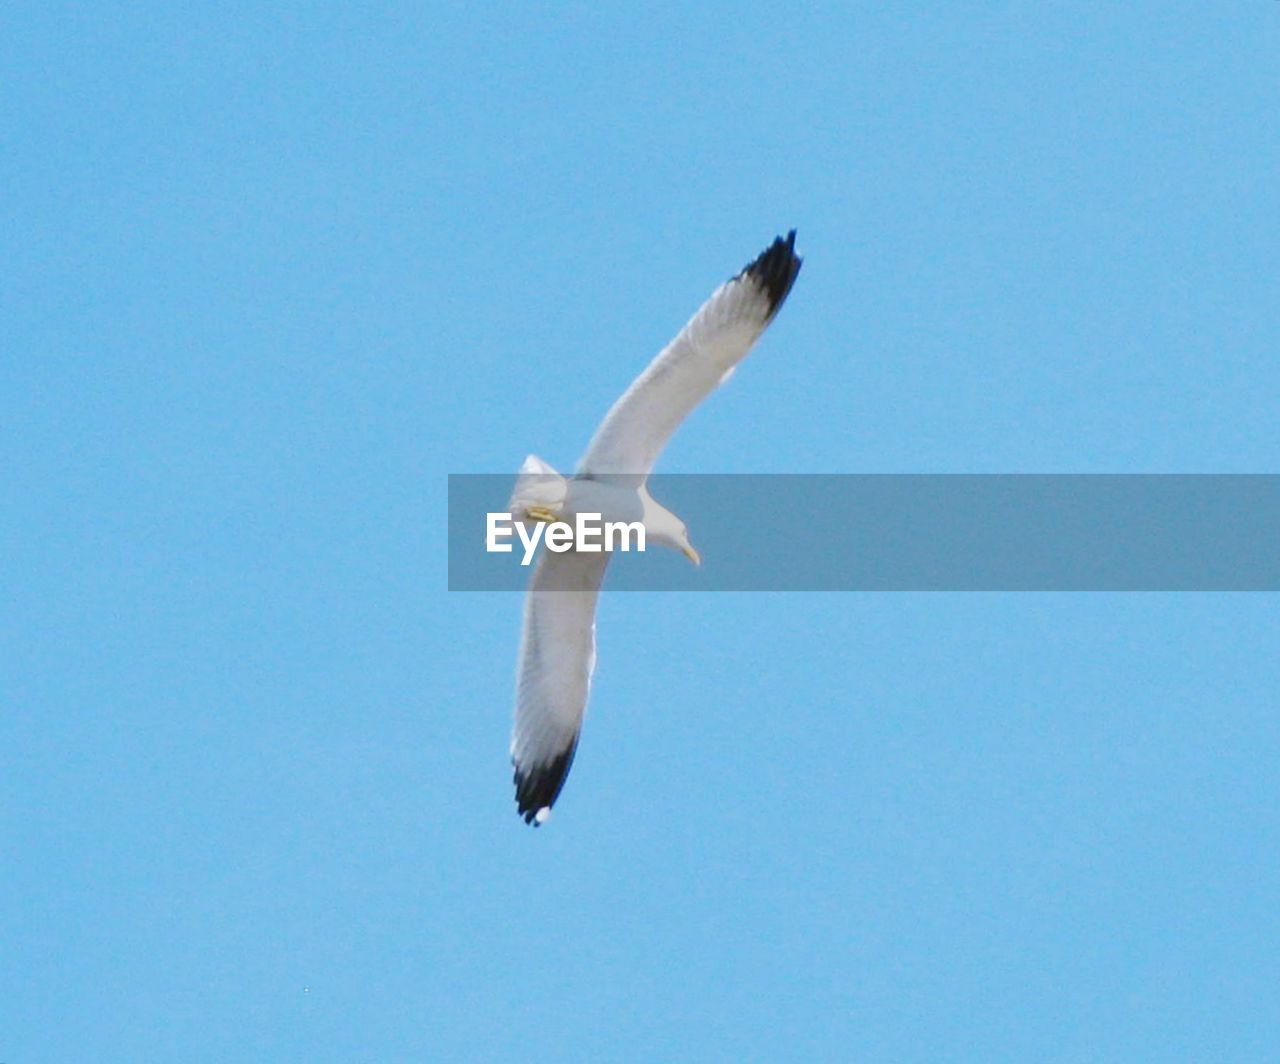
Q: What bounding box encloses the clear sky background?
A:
[3,4,1278,1061]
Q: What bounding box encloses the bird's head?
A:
[658,524,701,566]
[646,508,701,566]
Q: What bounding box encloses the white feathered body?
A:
[509,232,802,824]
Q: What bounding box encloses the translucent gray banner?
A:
[448,475,1279,591]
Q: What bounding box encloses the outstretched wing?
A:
[511,548,610,825]
[578,231,802,477]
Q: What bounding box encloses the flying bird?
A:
[507,231,803,825]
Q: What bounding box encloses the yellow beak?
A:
[682,543,702,566]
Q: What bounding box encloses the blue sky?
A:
[3,3,1278,1060]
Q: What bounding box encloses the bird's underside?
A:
[510,231,803,826]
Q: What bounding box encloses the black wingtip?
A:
[513,739,579,826]
[739,229,802,319]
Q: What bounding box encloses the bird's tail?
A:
[507,454,567,521]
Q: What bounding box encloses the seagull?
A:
[507,231,803,825]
